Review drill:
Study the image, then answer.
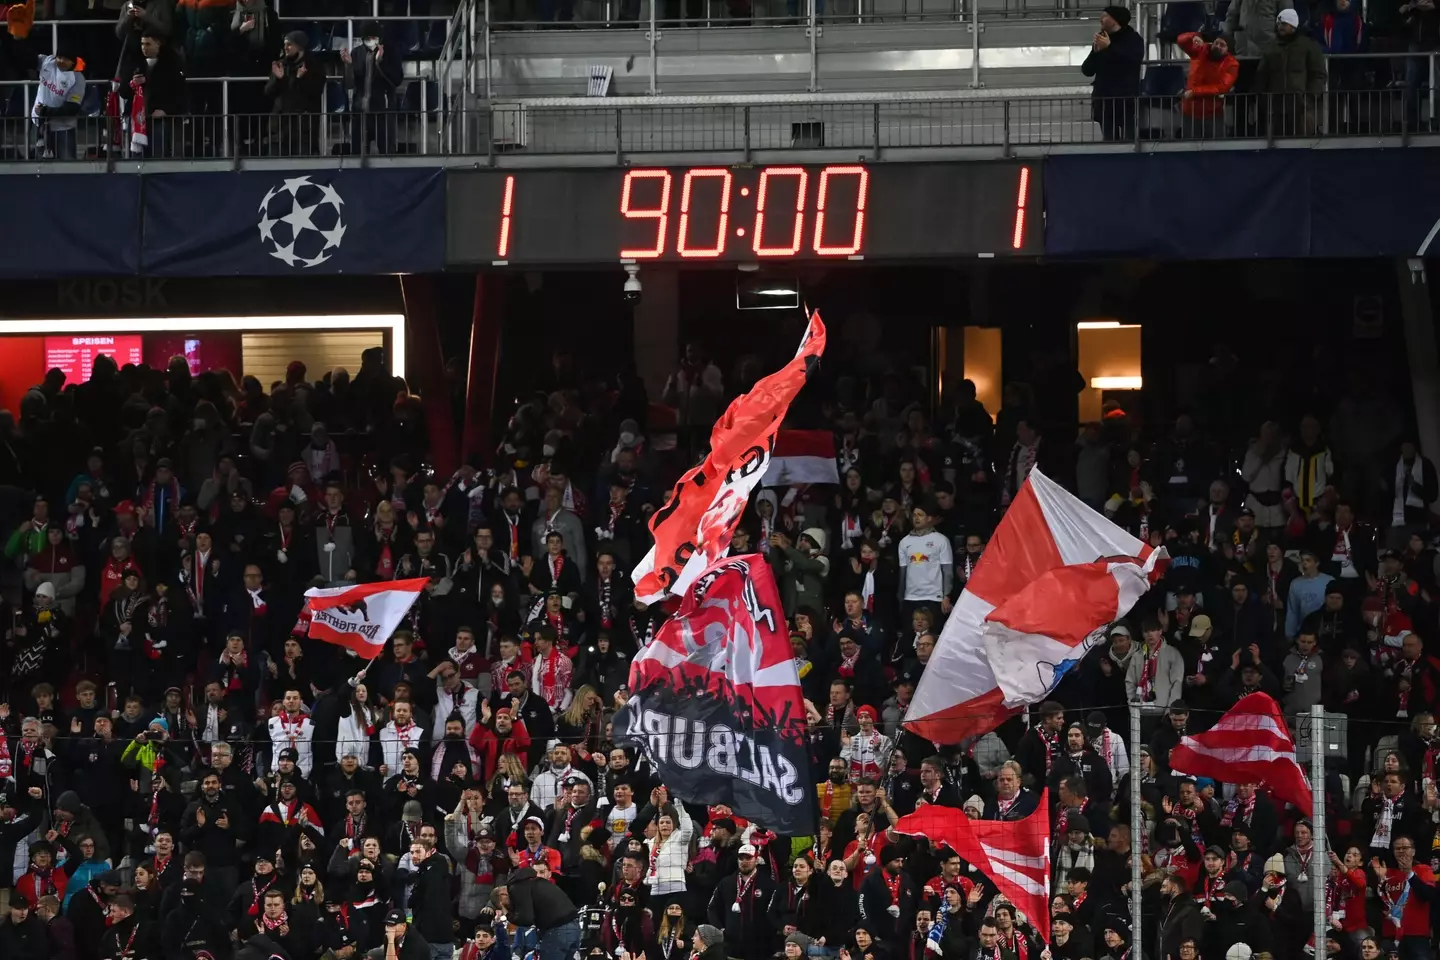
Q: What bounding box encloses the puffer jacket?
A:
[24,540,85,615]
[1178,32,1240,118]
[642,801,694,890]
[175,0,235,65]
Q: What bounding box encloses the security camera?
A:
[623,264,642,304]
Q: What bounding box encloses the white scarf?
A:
[1394,457,1426,524]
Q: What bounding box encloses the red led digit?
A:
[676,168,733,259]
[1012,165,1031,251]
[752,166,808,257]
[812,165,868,256]
[497,174,515,258]
[620,170,673,259]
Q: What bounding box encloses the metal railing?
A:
[0,90,1432,164]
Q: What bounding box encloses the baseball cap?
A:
[737,843,757,857]
[384,909,408,926]
[1108,624,1131,638]
[1187,614,1212,637]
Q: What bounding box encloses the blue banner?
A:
[1044,152,1309,259]
[0,175,141,277]
[1308,151,1440,258]
[141,169,445,276]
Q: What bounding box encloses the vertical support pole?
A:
[1129,701,1144,953]
[400,275,459,477]
[463,273,505,462]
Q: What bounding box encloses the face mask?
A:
[619,432,636,446]
[146,57,158,67]
[363,37,380,49]
[491,596,504,606]
[543,444,556,458]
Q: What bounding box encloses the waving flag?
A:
[761,430,839,487]
[904,469,1165,744]
[1168,692,1313,816]
[631,313,826,605]
[304,578,429,658]
[614,555,813,834]
[895,789,1053,942]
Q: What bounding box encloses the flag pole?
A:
[1129,699,1143,952]
[1310,703,1328,957]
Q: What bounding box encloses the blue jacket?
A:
[1285,572,1335,639]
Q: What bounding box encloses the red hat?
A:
[495,707,512,718]
[113,500,137,515]
[856,705,878,722]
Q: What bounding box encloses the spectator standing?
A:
[1401,0,1440,130]
[1253,9,1327,136]
[127,32,186,158]
[30,46,85,160]
[229,0,276,123]
[1178,32,1239,137]
[1081,5,1144,142]
[175,0,233,127]
[265,30,324,156]
[1224,0,1294,69]
[341,21,404,156]
[1387,439,1437,548]
[1242,421,1289,536]
[1320,0,1367,131]
[116,0,174,84]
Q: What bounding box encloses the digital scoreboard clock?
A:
[447,161,1040,266]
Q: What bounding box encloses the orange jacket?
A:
[1178,32,1240,118]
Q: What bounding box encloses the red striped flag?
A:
[761,429,839,486]
[1168,692,1313,816]
[894,789,1052,942]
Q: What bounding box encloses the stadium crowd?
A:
[0,342,1432,960]
[0,0,421,158]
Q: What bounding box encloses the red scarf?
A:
[538,653,561,704]
[0,736,11,779]
[375,526,395,578]
[505,513,521,560]
[261,909,289,931]
[464,816,494,878]
[221,651,248,691]
[1138,641,1162,701]
[148,754,167,830]
[248,876,274,917]
[550,553,564,584]
[1038,726,1060,774]
[1220,792,1256,827]
[1001,930,1028,960]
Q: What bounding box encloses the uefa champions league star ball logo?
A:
[257,176,347,268]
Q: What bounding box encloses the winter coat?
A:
[1253,31,1327,95]
[769,545,829,618]
[1242,442,1289,527]
[1125,639,1185,710]
[1080,25,1144,100]
[265,50,324,114]
[1178,32,1240,118]
[24,542,85,615]
[1224,0,1295,57]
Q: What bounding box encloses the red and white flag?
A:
[304,578,429,659]
[1168,692,1313,816]
[632,313,826,605]
[904,469,1165,744]
[895,789,1053,942]
[761,430,839,487]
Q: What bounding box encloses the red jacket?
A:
[469,721,532,783]
[16,867,67,907]
[1178,32,1239,118]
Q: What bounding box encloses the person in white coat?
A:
[335,677,385,769]
[643,788,694,901]
[432,665,479,739]
[1242,421,1288,530]
[378,700,426,775]
[267,687,316,777]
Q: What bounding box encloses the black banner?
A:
[613,557,815,835]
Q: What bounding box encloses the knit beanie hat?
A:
[696,925,725,950]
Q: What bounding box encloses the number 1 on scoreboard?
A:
[497,175,516,259]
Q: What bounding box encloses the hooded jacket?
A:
[53,792,110,862]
